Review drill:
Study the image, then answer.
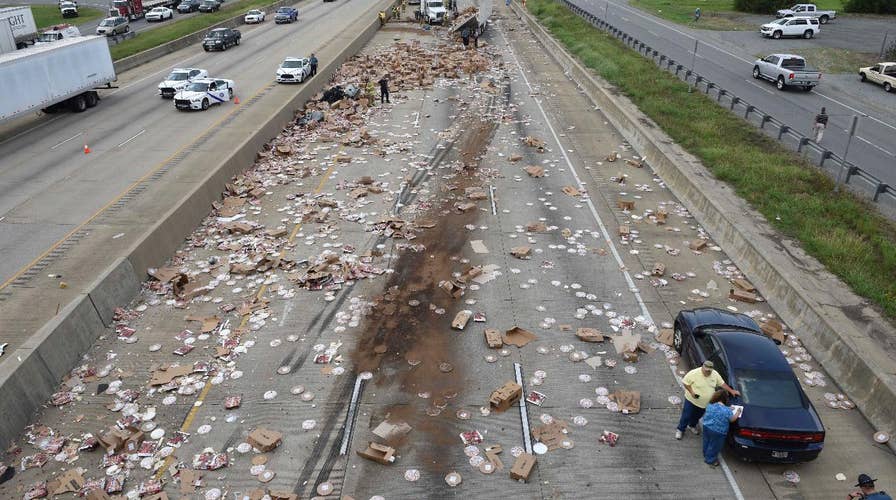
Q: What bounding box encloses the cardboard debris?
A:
[689,239,707,251]
[524,165,544,177]
[248,428,283,453]
[651,263,666,277]
[575,327,605,343]
[371,420,413,441]
[510,246,531,259]
[47,469,84,495]
[148,364,194,386]
[656,328,675,347]
[760,319,786,344]
[503,327,537,347]
[455,201,477,213]
[655,208,668,224]
[269,491,298,500]
[147,267,179,283]
[439,280,464,299]
[618,224,631,237]
[485,446,504,471]
[625,158,643,168]
[470,240,489,254]
[185,315,220,333]
[531,420,569,450]
[86,490,113,500]
[179,470,201,494]
[510,453,536,482]
[523,136,545,151]
[484,328,503,348]
[357,442,395,465]
[508,154,523,162]
[561,186,581,197]
[729,288,758,303]
[451,310,472,330]
[456,266,482,284]
[525,222,547,233]
[611,330,642,354]
[610,390,641,414]
[489,382,522,412]
[606,151,620,162]
[617,199,635,211]
[732,278,755,293]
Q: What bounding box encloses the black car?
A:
[177,0,199,12]
[198,0,219,12]
[674,308,825,463]
[274,6,298,23]
[202,27,240,51]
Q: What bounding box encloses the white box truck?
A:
[0,36,117,123]
[0,21,16,54]
[0,7,39,49]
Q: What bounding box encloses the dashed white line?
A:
[116,129,146,148]
[50,132,84,150]
[857,136,895,156]
[811,90,896,134]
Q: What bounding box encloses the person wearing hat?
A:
[848,474,891,500]
[675,360,740,440]
[701,390,742,466]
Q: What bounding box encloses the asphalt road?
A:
[0,0,376,285]
[572,0,896,194]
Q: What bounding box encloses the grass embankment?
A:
[109,0,280,60]
[529,0,896,320]
[1,4,106,29]
[629,0,844,30]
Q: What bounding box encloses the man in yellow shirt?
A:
[676,360,740,440]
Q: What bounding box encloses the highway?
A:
[0,0,377,285]
[571,0,896,193]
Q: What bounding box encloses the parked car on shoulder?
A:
[95,16,129,36]
[146,6,173,21]
[674,308,825,463]
[198,0,219,12]
[158,67,209,98]
[35,24,81,44]
[760,17,819,39]
[59,1,79,17]
[776,3,836,24]
[177,0,200,13]
[274,6,298,23]
[752,53,821,91]
[202,27,240,51]
[276,57,311,83]
[244,9,265,23]
[859,62,896,93]
[174,78,235,110]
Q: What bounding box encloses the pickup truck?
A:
[760,17,819,39]
[202,27,239,51]
[752,54,821,91]
[859,62,896,93]
[776,4,836,24]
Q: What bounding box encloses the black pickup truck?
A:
[202,27,241,51]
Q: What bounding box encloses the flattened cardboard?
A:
[269,491,299,500]
[611,330,642,354]
[531,420,569,450]
[510,453,536,482]
[371,420,412,441]
[575,327,605,343]
[760,320,786,344]
[451,310,472,330]
[503,327,537,347]
[618,224,631,237]
[561,186,581,197]
[510,246,531,259]
[247,428,283,452]
[357,442,395,464]
[732,278,755,292]
[179,470,200,494]
[86,490,113,500]
[729,288,758,303]
[148,365,192,386]
[470,240,489,254]
[489,382,522,412]
[656,328,674,346]
[439,280,464,298]
[610,390,641,414]
[484,329,503,348]
[525,222,547,233]
[524,165,544,177]
[617,199,635,211]
[48,469,84,495]
[689,239,707,251]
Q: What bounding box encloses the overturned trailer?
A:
[451,0,492,36]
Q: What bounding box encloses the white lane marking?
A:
[500,19,747,500]
[339,374,365,456]
[50,132,84,150]
[514,362,533,454]
[116,129,146,148]
[811,90,896,134]
[857,136,895,156]
[746,80,775,95]
[280,302,292,326]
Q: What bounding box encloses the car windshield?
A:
[185,82,209,92]
[770,19,787,25]
[166,72,189,81]
[281,60,305,68]
[202,1,216,5]
[277,8,290,13]
[151,7,165,12]
[206,30,223,37]
[61,2,75,7]
[429,1,443,6]
[735,369,805,409]
[100,18,116,26]
[248,9,261,14]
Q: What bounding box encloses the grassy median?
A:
[528,0,896,320]
[1,4,105,29]
[109,0,280,60]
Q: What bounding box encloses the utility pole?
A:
[834,115,859,192]
[688,39,698,92]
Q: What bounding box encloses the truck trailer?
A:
[0,6,39,49]
[0,36,117,123]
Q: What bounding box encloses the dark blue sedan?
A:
[274,6,298,23]
[674,308,825,463]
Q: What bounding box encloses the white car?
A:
[158,67,208,98]
[776,3,836,23]
[276,57,311,83]
[244,9,265,23]
[174,78,235,110]
[146,7,173,21]
[760,17,819,39]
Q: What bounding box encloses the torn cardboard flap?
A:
[524,165,544,177]
[439,280,464,298]
[656,328,674,347]
[489,382,522,412]
[611,330,642,354]
[247,428,283,453]
[561,186,581,197]
[510,453,536,482]
[185,315,220,333]
[531,420,569,450]
[729,288,758,303]
[48,468,84,495]
[760,319,785,344]
[575,327,605,343]
[510,246,531,259]
[610,390,641,414]
[689,239,707,251]
[451,310,472,330]
[503,327,537,347]
[484,328,503,348]
[148,364,193,386]
[357,442,395,465]
[371,420,413,441]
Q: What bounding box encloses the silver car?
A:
[96,16,129,36]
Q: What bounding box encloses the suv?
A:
[59,1,79,17]
[95,16,129,36]
[177,0,200,12]
[202,27,240,51]
[274,6,298,23]
[198,0,219,12]
[760,17,820,39]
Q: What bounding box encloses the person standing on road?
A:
[848,474,892,500]
[309,53,318,77]
[701,390,742,466]
[378,74,390,104]
[813,107,829,143]
[675,360,740,440]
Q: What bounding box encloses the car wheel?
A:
[803,30,813,39]
[85,91,99,108]
[70,94,88,112]
[803,85,812,91]
[201,98,209,110]
[886,83,893,92]
[819,15,828,24]
[673,329,683,354]
[776,76,786,90]
[772,30,781,39]
[204,46,209,51]
[860,72,866,82]
[125,25,130,32]
[752,66,761,79]
[235,38,240,45]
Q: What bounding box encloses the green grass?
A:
[629,0,844,30]
[529,0,896,321]
[1,4,105,29]
[109,0,278,60]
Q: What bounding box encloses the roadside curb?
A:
[0,0,395,450]
[511,3,896,451]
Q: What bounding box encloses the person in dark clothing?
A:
[378,75,390,104]
[813,106,829,143]
[847,474,892,500]
[309,53,318,77]
[461,28,470,48]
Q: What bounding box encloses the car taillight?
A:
[789,73,795,80]
[737,428,824,443]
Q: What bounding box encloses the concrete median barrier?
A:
[513,4,896,451]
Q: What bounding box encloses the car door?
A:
[789,18,806,35]
[693,332,717,365]
[214,79,231,100]
[759,55,778,77]
[867,65,882,84]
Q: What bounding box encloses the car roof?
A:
[715,331,792,371]
[769,54,804,59]
[283,57,306,61]
[678,308,760,333]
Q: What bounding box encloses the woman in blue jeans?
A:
[702,390,742,466]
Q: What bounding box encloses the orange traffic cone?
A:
[83,144,91,154]
[234,96,240,105]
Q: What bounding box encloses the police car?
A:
[158,68,208,99]
[174,78,235,110]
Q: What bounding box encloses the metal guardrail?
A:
[561,0,896,208]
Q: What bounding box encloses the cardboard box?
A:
[451,310,472,330]
[729,288,758,303]
[510,246,531,259]
[617,199,635,211]
[618,224,631,237]
[689,239,707,251]
[732,278,756,293]
[247,428,283,452]
[484,328,503,348]
[510,453,536,482]
[575,327,605,343]
[489,382,522,412]
[651,263,666,277]
[357,442,395,465]
[524,166,544,177]
[439,280,464,298]
[610,390,641,414]
[760,319,786,344]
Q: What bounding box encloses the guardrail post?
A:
[717,89,726,102]
[730,96,740,111]
[777,125,790,140]
[819,150,833,166]
[744,105,755,119]
[874,183,889,202]
[797,137,810,153]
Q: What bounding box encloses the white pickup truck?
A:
[776,4,836,24]
[760,17,819,39]
[859,62,896,93]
